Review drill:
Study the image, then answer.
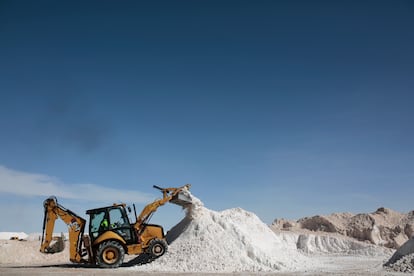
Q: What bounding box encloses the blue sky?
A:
[0,1,413,233]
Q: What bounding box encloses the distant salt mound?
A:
[294,233,391,256]
[132,194,314,272]
[272,207,414,249]
[0,232,28,240]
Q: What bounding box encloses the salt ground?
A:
[0,236,402,276]
[0,192,407,275]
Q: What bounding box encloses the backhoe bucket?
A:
[44,234,65,253]
[170,191,192,207]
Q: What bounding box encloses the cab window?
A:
[109,208,126,227]
[109,207,133,242]
[90,211,106,238]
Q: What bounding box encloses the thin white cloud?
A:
[0,165,153,203]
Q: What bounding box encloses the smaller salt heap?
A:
[132,193,314,272]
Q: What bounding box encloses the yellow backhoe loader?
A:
[40,184,192,268]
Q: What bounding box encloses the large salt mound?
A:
[131,195,315,272]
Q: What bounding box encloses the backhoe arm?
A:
[40,197,86,263]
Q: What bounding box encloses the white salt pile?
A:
[385,253,414,273]
[0,238,69,265]
[131,194,316,272]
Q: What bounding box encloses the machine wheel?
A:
[96,240,125,268]
[147,239,168,259]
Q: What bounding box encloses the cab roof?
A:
[85,203,126,214]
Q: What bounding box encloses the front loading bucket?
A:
[170,191,192,207]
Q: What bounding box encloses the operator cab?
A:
[86,204,137,244]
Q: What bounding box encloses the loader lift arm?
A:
[40,197,87,263]
[135,184,191,230]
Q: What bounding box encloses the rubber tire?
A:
[147,239,168,259]
[96,240,125,268]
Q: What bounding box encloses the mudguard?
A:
[93,231,126,247]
